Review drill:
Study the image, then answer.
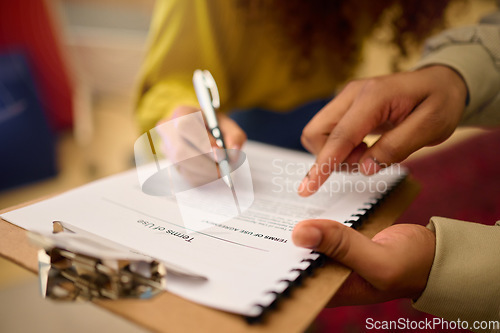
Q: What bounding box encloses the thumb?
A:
[292,220,387,280]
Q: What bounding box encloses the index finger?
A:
[298,91,387,196]
[301,81,361,155]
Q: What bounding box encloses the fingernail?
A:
[295,226,322,249]
[298,173,310,196]
[298,178,307,194]
[361,157,381,175]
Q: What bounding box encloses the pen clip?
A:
[201,70,220,109]
[193,70,220,130]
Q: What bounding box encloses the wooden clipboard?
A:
[0,177,419,333]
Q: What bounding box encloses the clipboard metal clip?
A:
[29,221,168,301]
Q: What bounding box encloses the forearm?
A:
[136,77,199,132]
[135,0,229,132]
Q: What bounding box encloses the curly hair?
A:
[239,0,457,81]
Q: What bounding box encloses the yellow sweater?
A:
[135,0,340,132]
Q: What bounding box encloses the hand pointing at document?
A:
[293,65,464,307]
[298,65,467,197]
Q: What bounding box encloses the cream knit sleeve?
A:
[414,8,500,127]
[413,218,500,333]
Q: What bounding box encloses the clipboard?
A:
[0,177,419,333]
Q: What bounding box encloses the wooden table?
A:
[0,178,419,333]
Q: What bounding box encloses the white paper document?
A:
[1,141,406,317]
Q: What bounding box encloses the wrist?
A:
[437,65,468,103]
[410,227,436,301]
[416,65,468,128]
[423,65,468,105]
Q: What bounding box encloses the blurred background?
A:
[0,0,497,332]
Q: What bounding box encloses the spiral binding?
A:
[347,173,407,230]
[245,173,408,324]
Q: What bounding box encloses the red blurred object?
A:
[398,129,500,227]
[0,0,73,131]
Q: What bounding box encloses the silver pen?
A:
[192,70,233,189]
[193,70,241,213]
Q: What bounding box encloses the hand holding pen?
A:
[154,70,246,187]
[192,69,235,188]
[160,71,247,149]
